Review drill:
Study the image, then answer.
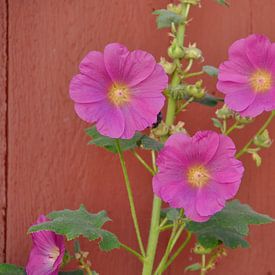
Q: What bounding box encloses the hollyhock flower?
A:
[153,131,244,222]
[217,34,275,117]
[26,215,65,275]
[69,43,168,139]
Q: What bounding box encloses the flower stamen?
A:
[187,165,210,188]
[249,70,272,93]
[108,83,130,106]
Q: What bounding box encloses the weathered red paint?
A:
[1,0,275,274]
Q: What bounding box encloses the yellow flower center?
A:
[108,83,130,106]
[249,70,273,93]
[187,165,210,188]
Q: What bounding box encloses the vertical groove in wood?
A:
[0,0,8,263]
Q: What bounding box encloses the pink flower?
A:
[26,215,65,275]
[217,34,275,117]
[153,131,244,222]
[70,43,168,139]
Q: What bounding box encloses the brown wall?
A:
[1,0,275,274]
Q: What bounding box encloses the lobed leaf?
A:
[187,200,274,249]
[86,126,163,153]
[29,205,120,252]
[0,264,25,275]
[153,9,184,29]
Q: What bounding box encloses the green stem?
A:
[184,71,204,79]
[163,232,192,271]
[225,121,239,135]
[176,97,194,115]
[236,110,275,158]
[142,3,191,275]
[132,150,155,176]
[159,224,174,232]
[120,242,144,262]
[155,225,185,275]
[142,196,162,275]
[115,140,145,257]
[200,254,207,275]
[154,225,178,275]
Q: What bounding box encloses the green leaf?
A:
[153,9,184,29]
[215,0,230,6]
[184,263,201,272]
[187,200,274,249]
[194,94,223,107]
[86,126,142,153]
[59,271,84,275]
[138,135,164,151]
[161,208,181,222]
[29,205,120,252]
[211,118,223,129]
[203,65,219,77]
[0,264,25,275]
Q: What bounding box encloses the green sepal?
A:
[153,9,184,29]
[187,200,274,249]
[28,205,120,252]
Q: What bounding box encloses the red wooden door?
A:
[1,0,275,274]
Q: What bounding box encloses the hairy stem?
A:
[116,140,145,256]
[142,3,191,275]
[200,254,207,275]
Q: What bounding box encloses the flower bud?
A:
[254,129,272,148]
[181,0,200,5]
[193,243,212,255]
[186,81,206,99]
[184,43,202,60]
[215,105,233,120]
[151,122,169,138]
[169,85,187,100]
[168,40,185,59]
[235,114,254,124]
[170,121,188,135]
[167,3,183,14]
[160,57,176,75]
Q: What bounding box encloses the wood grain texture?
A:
[5,0,275,274]
[0,0,7,263]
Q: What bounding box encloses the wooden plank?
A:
[6,0,275,274]
[0,0,7,263]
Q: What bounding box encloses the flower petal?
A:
[70,74,107,103]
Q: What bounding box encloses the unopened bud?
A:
[151,122,169,138]
[181,0,200,5]
[186,82,206,99]
[184,43,202,60]
[215,105,233,119]
[235,114,254,124]
[160,57,176,75]
[193,243,212,255]
[254,129,272,148]
[168,41,185,59]
[170,121,188,135]
[167,3,183,14]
